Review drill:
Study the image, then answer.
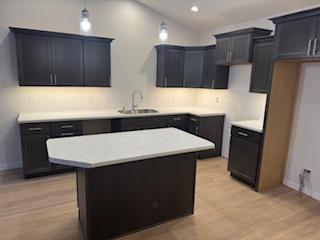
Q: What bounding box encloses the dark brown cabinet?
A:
[20,114,224,178]
[155,45,184,87]
[156,45,229,89]
[228,126,262,186]
[202,46,229,89]
[10,27,113,87]
[271,9,320,60]
[15,34,52,86]
[183,48,204,88]
[188,115,224,158]
[250,36,274,93]
[215,28,272,65]
[84,39,111,87]
[51,37,84,86]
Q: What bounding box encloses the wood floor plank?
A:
[0,157,319,240]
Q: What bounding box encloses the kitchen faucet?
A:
[131,89,143,112]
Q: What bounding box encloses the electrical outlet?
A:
[215,97,219,103]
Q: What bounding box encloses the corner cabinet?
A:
[155,45,229,89]
[155,45,184,87]
[214,28,272,65]
[250,36,274,93]
[10,27,114,87]
[271,8,320,60]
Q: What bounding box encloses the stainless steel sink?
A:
[118,109,159,114]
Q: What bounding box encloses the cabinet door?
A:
[183,50,204,88]
[314,17,320,57]
[84,40,111,87]
[165,48,184,87]
[51,37,84,86]
[274,16,318,59]
[188,116,200,135]
[202,48,215,88]
[203,48,229,89]
[228,136,260,185]
[215,37,231,65]
[198,116,224,158]
[167,115,187,131]
[230,34,251,64]
[250,40,274,93]
[15,34,52,86]
[21,134,52,176]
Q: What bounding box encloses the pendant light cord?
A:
[84,0,87,10]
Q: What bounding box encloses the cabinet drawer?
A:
[121,117,167,131]
[20,123,50,135]
[231,126,261,143]
[50,121,82,137]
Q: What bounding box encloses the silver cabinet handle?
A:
[226,51,229,62]
[28,128,42,131]
[190,118,198,122]
[50,74,53,85]
[60,132,74,137]
[195,126,200,135]
[238,132,248,137]
[173,117,181,121]
[313,38,318,56]
[307,39,312,56]
[60,125,74,129]
[229,51,232,62]
[164,77,167,86]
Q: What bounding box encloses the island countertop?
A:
[18,107,225,123]
[47,128,215,168]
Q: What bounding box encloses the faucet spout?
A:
[131,89,143,112]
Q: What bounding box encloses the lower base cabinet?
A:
[228,126,262,186]
[20,114,225,178]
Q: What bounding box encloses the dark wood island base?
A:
[76,152,197,240]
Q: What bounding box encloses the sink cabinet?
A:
[20,114,224,178]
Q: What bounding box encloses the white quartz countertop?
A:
[47,128,215,168]
[232,120,264,133]
[18,107,225,123]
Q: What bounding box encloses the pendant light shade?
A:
[80,0,91,35]
[159,22,168,42]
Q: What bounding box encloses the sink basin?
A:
[118,109,159,114]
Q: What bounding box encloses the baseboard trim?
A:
[283,179,320,202]
[0,161,22,171]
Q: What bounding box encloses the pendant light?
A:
[80,0,91,35]
[159,22,168,42]
[159,5,168,42]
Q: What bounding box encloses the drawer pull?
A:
[173,117,181,121]
[60,132,75,137]
[60,125,74,129]
[238,132,248,137]
[28,127,42,131]
[190,118,198,122]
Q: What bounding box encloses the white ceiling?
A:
[136,0,320,31]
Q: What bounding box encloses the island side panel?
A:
[77,152,197,240]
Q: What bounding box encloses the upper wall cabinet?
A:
[214,28,272,65]
[271,8,320,60]
[250,36,274,93]
[155,45,229,89]
[10,27,114,87]
[155,45,185,87]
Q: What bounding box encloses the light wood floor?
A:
[0,157,320,240]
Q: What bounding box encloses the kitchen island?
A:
[47,128,214,240]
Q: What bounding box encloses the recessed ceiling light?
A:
[191,5,199,12]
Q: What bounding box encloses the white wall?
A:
[0,0,199,170]
[284,63,320,201]
[197,18,272,157]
